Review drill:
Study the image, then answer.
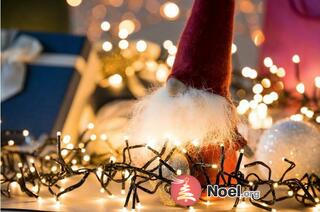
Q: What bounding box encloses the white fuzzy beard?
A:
[127,86,237,164]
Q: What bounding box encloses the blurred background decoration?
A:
[2,0,319,141]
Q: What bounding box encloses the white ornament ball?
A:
[150,153,190,206]
[256,119,320,179]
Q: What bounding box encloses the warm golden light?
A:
[263,57,273,68]
[237,99,250,115]
[252,29,265,46]
[66,0,82,7]
[118,40,129,49]
[100,134,108,141]
[63,135,71,144]
[67,143,74,149]
[261,78,271,88]
[296,83,305,94]
[161,2,180,20]
[108,74,123,88]
[269,65,278,74]
[270,92,279,101]
[8,140,15,146]
[292,54,300,63]
[145,61,158,72]
[176,169,182,175]
[119,19,135,34]
[87,123,94,130]
[22,129,29,137]
[290,114,303,121]
[163,40,173,50]
[136,40,147,52]
[83,155,90,162]
[241,67,257,79]
[90,134,97,141]
[118,29,129,39]
[253,84,263,94]
[109,0,123,7]
[315,76,320,88]
[263,94,273,105]
[254,94,263,102]
[168,45,177,55]
[156,64,169,82]
[101,21,111,31]
[102,41,113,52]
[231,43,237,54]
[166,55,175,67]
[276,68,286,78]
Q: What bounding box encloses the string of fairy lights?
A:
[1,128,320,211]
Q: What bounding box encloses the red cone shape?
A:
[169,0,235,98]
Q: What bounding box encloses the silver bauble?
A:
[256,119,320,179]
[150,152,190,206]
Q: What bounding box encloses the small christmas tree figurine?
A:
[129,0,246,189]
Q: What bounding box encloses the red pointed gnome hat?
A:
[169,0,235,98]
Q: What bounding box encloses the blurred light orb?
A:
[237,99,250,115]
[296,83,305,94]
[102,41,113,52]
[276,67,286,78]
[101,21,111,31]
[290,114,303,121]
[8,140,14,146]
[66,0,82,7]
[252,84,263,94]
[252,29,265,46]
[109,0,123,7]
[270,92,279,101]
[292,54,300,63]
[263,94,273,105]
[241,67,257,79]
[253,94,263,102]
[118,40,129,50]
[119,19,135,34]
[22,129,29,137]
[231,43,237,54]
[269,65,278,74]
[161,2,180,20]
[263,57,273,68]
[108,74,123,88]
[166,55,175,67]
[168,45,177,55]
[146,61,158,72]
[156,64,169,82]
[315,76,320,88]
[163,40,173,50]
[118,29,129,39]
[261,78,271,88]
[136,40,147,52]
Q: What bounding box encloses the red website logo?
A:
[171,175,201,206]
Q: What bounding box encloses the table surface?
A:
[1,175,317,212]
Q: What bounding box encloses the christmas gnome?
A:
[129,0,247,186]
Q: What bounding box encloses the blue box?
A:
[1,31,91,138]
